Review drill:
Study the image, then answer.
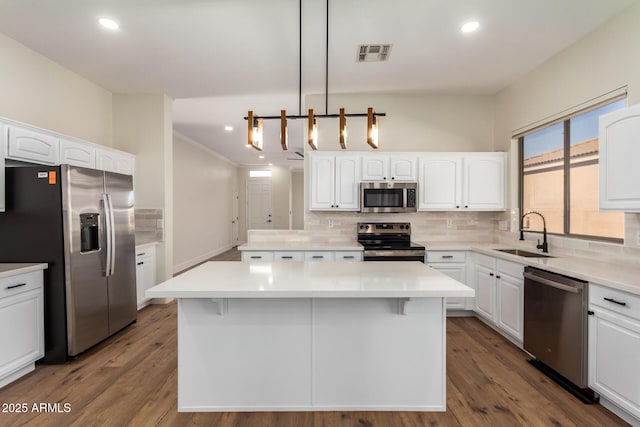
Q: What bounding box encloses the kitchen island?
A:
[146,261,474,412]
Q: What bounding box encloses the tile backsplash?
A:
[135,208,164,244]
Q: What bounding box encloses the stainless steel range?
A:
[357,222,425,262]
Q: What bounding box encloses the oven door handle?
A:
[524,272,581,294]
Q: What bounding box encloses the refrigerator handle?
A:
[103,193,112,276]
[106,193,116,276]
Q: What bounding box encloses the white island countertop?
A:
[147,261,474,299]
[237,241,363,251]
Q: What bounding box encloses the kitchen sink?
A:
[495,248,553,258]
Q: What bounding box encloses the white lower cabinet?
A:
[472,253,524,344]
[589,283,640,422]
[427,251,470,311]
[242,250,362,262]
[0,270,44,388]
[136,245,157,310]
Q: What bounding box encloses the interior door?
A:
[63,166,110,356]
[232,191,239,245]
[247,179,273,230]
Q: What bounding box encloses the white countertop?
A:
[420,242,640,296]
[237,242,363,251]
[0,263,48,279]
[147,261,474,299]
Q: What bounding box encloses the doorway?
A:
[247,179,273,230]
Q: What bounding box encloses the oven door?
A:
[363,250,425,262]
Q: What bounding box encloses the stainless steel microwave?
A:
[360,182,417,213]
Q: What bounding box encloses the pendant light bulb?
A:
[339,108,347,149]
[308,109,318,150]
[367,107,379,149]
[247,110,263,151]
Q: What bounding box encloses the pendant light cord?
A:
[325,0,329,115]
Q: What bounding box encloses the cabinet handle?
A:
[137,252,146,256]
[137,262,144,266]
[251,256,262,259]
[391,177,395,180]
[489,273,494,277]
[335,205,339,208]
[383,177,387,180]
[312,256,324,259]
[603,297,627,306]
[281,256,293,259]
[6,283,27,290]
[343,256,355,259]
[441,255,453,259]
[465,205,469,208]
[496,275,501,279]
[456,205,460,208]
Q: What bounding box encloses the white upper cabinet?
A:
[361,154,417,181]
[1,124,5,212]
[60,138,96,168]
[463,154,506,210]
[418,153,505,211]
[309,153,360,211]
[95,147,135,176]
[6,125,59,165]
[418,155,463,210]
[599,103,640,211]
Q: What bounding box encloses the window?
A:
[249,170,272,178]
[520,98,626,241]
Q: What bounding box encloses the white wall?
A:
[305,93,496,152]
[0,32,113,146]
[113,94,174,281]
[494,2,640,249]
[172,133,238,272]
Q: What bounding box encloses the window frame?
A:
[519,97,625,244]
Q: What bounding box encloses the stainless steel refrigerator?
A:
[0,164,136,363]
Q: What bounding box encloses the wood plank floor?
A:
[0,249,628,426]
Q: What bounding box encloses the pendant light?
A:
[247,110,263,151]
[308,109,318,150]
[280,110,288,150]
[367,107,379,149]
[339,108,347,149]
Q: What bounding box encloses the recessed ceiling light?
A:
[268,163,273,166]
[259,155,265,159]
[224,126,233,132]
[461,21,479,33]
[99,18,119,30]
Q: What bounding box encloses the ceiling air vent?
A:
[357,44,392,62]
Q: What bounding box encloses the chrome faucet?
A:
[520,211,548,253]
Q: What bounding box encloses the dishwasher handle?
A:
[524,272,582,294]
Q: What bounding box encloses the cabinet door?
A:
[0,288,44,382]
[474,264,495,320]
[96,148,135,175]
[304,251,336,262]
[463,155,505,210]
[335,252,362,262]
[136,260,145,308]
[496,272,523,342]
[389,155,417,181]
[599,104,640,211]
[60,138,96,168]
[274,251,305,261]
[334,156,360,210]
[309,155,335,209]
[429,263,467,310]
[589,310,640,419]
[7,125,59,165]
[241,251,275,262]
[361,155,389,181]
[418,155,462,210]
[1,124,5,212]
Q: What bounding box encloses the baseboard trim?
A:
[172,245,234,275]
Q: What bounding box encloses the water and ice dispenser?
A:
[80,213,100,252]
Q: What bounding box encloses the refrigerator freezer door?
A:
[104,171,137,334]
[62,166,110,356]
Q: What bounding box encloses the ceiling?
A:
[0,0,636,167]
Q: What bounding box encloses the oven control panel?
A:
[357,222,411,234]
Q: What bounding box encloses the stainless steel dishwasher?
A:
[523,266,594,402]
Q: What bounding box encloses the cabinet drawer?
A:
[274,252,304,261]
[242,252,275,262]
[136,245,157,261]
[473,252,497,269]
[335,252,362,262]
[304,251,336,262]
[0,271,43,300]
[427,251,466,263]
[590,284,640,321]
[496,259,524,278]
